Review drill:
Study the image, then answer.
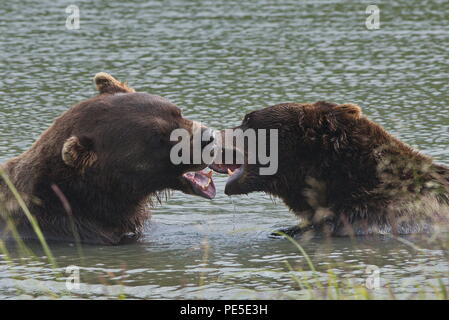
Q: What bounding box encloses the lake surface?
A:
[0,0,448,299]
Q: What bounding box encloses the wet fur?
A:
[228,101,449,236]
[0,74,199,245]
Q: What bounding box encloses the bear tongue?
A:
[182,170,216,199]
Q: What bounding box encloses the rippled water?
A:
[0,0,448,299]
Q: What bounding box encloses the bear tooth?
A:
[201,182,210,190]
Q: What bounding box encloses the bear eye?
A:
[243,113,252,125]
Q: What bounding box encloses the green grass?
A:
[0,168,57,268]
[1,168,448,300]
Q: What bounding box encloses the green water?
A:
[0,0,448,299]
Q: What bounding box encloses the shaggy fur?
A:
[0,74,208,244]
[222,101,449,236]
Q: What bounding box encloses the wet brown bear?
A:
[211,101,449,236]
[0,73,216,245]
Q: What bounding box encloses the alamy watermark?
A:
[66,265,80,290]
[365,5,380,30]
[365,265,381,290]
[65,5,80,30]
[64,5,379,32]
[170,123,279,175]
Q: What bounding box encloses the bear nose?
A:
[201,128,215,149]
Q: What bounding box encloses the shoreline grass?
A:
[0,168,448,300]
[0,168,57,268]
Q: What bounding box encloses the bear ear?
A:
[335,103,362,119]
[62,136,97,171]
[93,72,135,95]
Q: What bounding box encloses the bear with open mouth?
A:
[210,101,449,237]
[0,73,216,245]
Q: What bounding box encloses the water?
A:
[0,0,448,299]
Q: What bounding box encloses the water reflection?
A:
[0,0,448,299]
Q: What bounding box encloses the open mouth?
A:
[207,141,245,194]
[208,163,244,190]
[182,170,216,199]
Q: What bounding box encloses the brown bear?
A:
[0,73,216,245]
[210,101,449,236]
